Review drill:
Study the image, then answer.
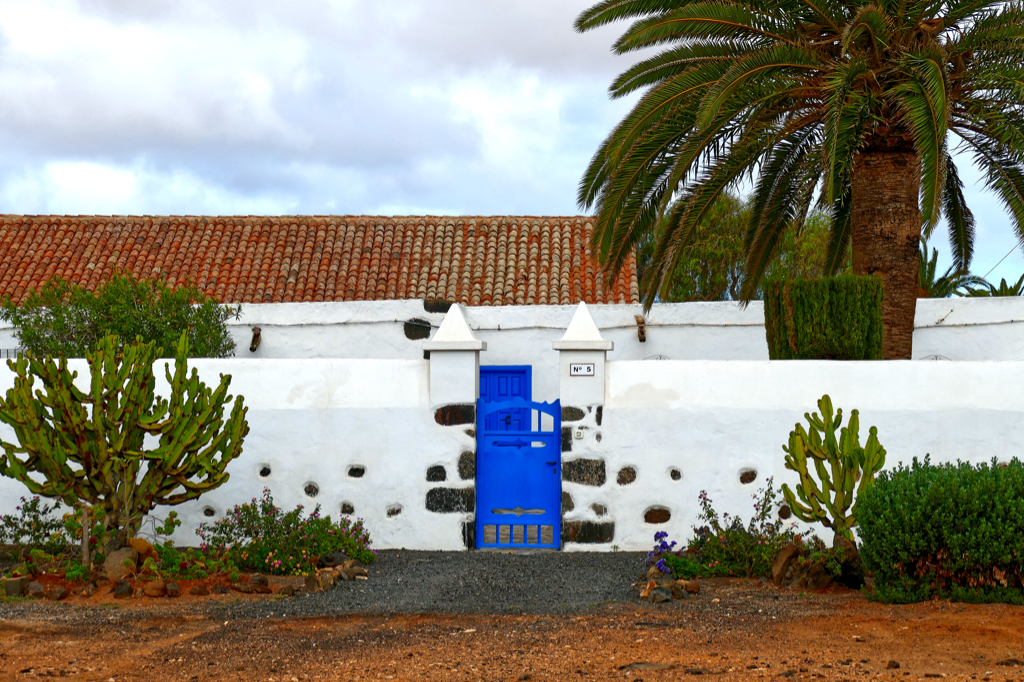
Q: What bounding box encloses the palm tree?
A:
[575,0,1024,358]
[917,238,984,297]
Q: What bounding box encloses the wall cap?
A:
[423,304,487,351]
[553,302,613,351]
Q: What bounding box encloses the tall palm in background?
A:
[575,0,1024,358]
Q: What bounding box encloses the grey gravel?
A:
[224,549,647,619]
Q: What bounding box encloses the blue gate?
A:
[476,398,561,549]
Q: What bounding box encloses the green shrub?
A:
[763,275,883,359]
[197,489,376,575]
[0,496,71,558]
[858,457,1024,604]
[647,479,798,579]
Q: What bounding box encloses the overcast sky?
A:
[0,0,1021,281]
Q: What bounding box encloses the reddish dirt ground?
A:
[1,579,1022,682]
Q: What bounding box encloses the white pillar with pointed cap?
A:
[422,304,486,408]
[552,302,613,407]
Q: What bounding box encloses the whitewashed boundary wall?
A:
[0,359,479,550]
[558,359,1024,551]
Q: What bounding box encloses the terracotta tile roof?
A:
[0,215,638,306]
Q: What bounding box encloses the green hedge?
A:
[763,275,883,359]
[858,457,1024,604]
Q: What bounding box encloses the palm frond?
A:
[941,152,976,270]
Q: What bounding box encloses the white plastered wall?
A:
[0,358,476,550]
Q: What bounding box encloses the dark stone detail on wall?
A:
[563,458,606,486]
[596,406,603,426]
[435,404,476,426]
[591,503,607,517]
[426,487,475,513]
[561,427,572,453]
[670,468,682,481]
[458,451,476,480]
[423,350,430,360]
[341,502,355,515]
[561,491,574,514]
[778,504,792,520]
[644,507,671,524]
[426,465,447,482]
[562,520,615,544]
[739,469,757,484]
[404,318,431,340]
[304,482,320,497]
[617,466,637,485]
[387,505,402,517]
[595,433,602,443]
[464,428,476,438]
[462,521,476,550]
[202,506,215,517]
[348,465,365,478]
[258,465,271,478]
[424,299,453,314]
[561,406,586,422]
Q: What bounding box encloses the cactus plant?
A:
[0,333,248,550]
[781,395,885,544]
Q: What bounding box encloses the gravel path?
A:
[223,549,647,619]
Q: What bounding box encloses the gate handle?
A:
[546,461,557,465]
[504,415,511,425]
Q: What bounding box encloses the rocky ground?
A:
[1,550,1022,681]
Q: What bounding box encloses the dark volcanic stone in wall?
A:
[561,427,572,453]
[644,507,671,524]
[341,502,355,515]
[462,521,476,550]
[426,487,475,513]
[563,458,607,486]
[591,503,607,516]
[562,520,615,544]
[424,299,453,313]
[617,466,637,485]
[739,469,757,484]
[435,404,476,426]
[458,451,476,480]
[426,465,447,482]
[561,406,586,422]
[403,318,431,340]
[596,406,603,426]
[348,466,365,478]
[562,491,574,514]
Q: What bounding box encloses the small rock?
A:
[189,584,210,596]
[112,581,132,599]
[75,583,97,597]
[518,675,530,681]
[772,543,801,586]
[670,581,689,600]
[340,559,365,570]
[165,582,180,598]
[230,582,254,594]
[650,587,672,603]
[320,551,349,568]
[250,574,269,588]
[647,565,669,580]
[133,587,144,597]
[127,538,159,565]
[102,547,139,581]
[639,580,657,599]
[93,577,110,588]
[45,587,68,601]
[318,572,336,589]
[886,661,901,670]
[337,567,357,581]
[211,584,230,595]
[996,659,1023,667]
[143,580,166,598]
[26,581,45,599]
[853,635,865,642]
[276,585,296,596]
[682,579,700,595]
[711,598,720,604]
[304,574,321,592]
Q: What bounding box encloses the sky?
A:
[0,0,1021,282]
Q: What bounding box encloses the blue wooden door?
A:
[479,366,531,432]
[476,398,561,549]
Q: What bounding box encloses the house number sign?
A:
[570,363,595,376]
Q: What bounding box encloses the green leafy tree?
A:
[0,334,249,550]
[917,238,985,298]
[639,194,846,301]
[1,271,240,358]
[576,0,1024,358]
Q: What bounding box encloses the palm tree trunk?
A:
[850,150,921,359]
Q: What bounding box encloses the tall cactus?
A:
[0,333,248,550]
[781,394,885,544]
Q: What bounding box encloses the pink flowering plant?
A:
[196,488,375,576]
[648,478,799,579]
